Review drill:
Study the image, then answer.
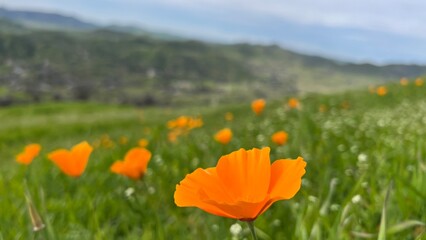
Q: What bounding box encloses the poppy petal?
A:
[111,160,142,179]
[124,148,151,173]
[121,167,142,179]
[175,183,237,219]
[176,168,234,204]
[26,144,41,157]
[16,153,31,164]
[16,144,41,165]
[174,168,236,218]
[71,141,93,175]
[202,198,271,220]
[216,148,271,202]
[111,148,151,179]
[110,161,125,174]
[268,157,306,201]
[48,149,73,175]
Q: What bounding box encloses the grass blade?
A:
[387,220,425,235]
[377,181,393,240]
[352,231,376,239]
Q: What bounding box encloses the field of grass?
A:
[0,82,425,239]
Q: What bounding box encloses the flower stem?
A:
[247,221,258,240]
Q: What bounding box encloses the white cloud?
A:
[4,0,426,38]
[127,0,426,39]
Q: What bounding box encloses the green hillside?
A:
[0,18,29,34]
[0,7,97,31]
[0,81,425,239]
[1,21,426,106]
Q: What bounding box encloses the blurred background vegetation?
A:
[1,7,426,107]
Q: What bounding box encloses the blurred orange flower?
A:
[174,147,306,220]
[287,98,300,109]
[400,77,409,86]
[168,130,181,143]
[271,131,288,145]
[188,117,203,129]
[214,128,232,145]
[225,112,234,121]
[251,99,266,115]
[138,138,149,147]
[415,77,424,86]
[110,148,151,179]
[175,116,189,128]
[48,141,93,177]
[167,116,203,142]
[16,143,42,165]
[376,86,388,96]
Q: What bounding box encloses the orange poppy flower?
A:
[251,99,266,115]
[415,77,424,86]
[138,138,149,147]
[271,131,288,145]
[168,130,180,143]
[167,116,203,140]
[214,128,232,145]
[16,143,42,165]
[287,97,300,109]
[47,141,93,177]
[188,117,203,129]
[168,116,189,129]
[175,116,189,128]
[110,147,151,179]
[174,147,306,221]
[400,77,409,86]
[376,86,387,96]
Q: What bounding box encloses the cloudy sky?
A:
[2,0,426,64]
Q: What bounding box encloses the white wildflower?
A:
[351,194,362,204]
[230,223,242,236]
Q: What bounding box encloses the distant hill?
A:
[103,25,184,41]
[0,7,96,31]
[0,7,182,40]
[0,7,426,106]
[0,18,29,34]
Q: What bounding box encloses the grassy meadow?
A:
[0,81,425,239]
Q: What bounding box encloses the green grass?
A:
[0,83,425,239]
